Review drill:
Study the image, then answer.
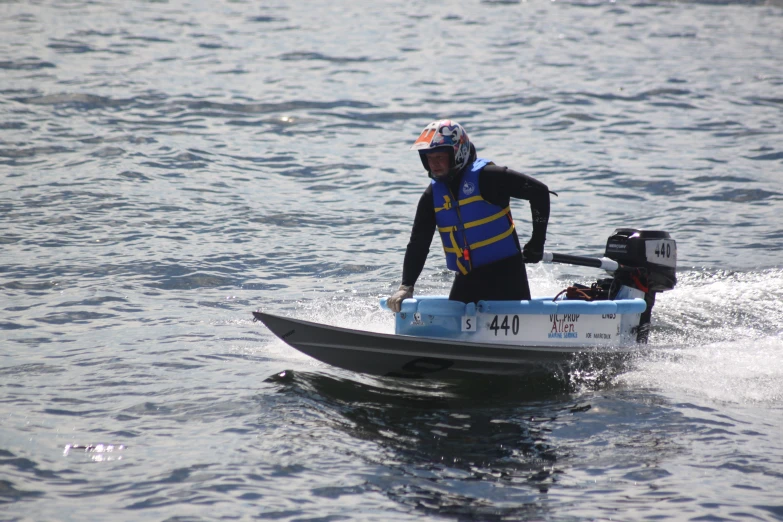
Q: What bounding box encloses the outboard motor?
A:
[604,229,677,342]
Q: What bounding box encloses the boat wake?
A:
[621,268,783,404]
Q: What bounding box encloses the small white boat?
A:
[253,228,677,378]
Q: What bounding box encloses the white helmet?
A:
[411,120,472,178]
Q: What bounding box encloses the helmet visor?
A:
[411,125,438,151]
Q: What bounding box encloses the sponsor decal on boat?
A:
[549,314,580,339]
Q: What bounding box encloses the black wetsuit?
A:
[400,164,550,303]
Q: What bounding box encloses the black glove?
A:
[522,241,544,264]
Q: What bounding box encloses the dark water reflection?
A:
[266,371,593,518]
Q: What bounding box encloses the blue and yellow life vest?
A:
[432,158,520,275]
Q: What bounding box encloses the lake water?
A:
[2,0,782,520]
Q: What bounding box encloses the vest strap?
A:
[434,195,452,213]
[442,230,470,275]
[435,194,484,213]
[458,195,483,206]
[469,222,516,250]
[437,206,511,233]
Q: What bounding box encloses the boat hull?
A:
[253,312,636,379]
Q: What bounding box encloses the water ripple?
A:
[1,1,782,520]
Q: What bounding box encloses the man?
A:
[386,119,551,312]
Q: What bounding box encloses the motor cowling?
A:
[604,228,677,292]
[603,228,677,343]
